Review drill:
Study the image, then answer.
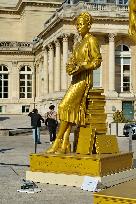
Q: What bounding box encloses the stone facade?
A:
[0,0,134,127]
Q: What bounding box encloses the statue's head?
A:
[76,12,93,37]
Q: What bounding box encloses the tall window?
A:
[115,44,131,93]
[0,65,8,98]
[93,0,107,3]
[116,0,128,4]
[93,67,102,87]
[19,66,32,98]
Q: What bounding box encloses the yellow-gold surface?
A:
[76,127,95,154]
[94,179,136,204]
[95,135,119,154]
[129,0,136,42]
[46,12,102,154]
[30,152,133,177]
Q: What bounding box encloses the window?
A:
[115,44,131,93]
[116,0,128,4]
[0,106,3,113]
[22,105,30,113]
[93,0,106,3]
[0,65,8,98]
[93,67,102,87]
[19,66,32,98]
[122,101,134,121]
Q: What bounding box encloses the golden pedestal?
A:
[30,152,133,177]
[29,88,133,195]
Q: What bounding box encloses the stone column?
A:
[39,59,44,98]
[62,34,69,90]
[54,39,61,91]
[43,47,49,94]
[48,43,54,93]
[33,62,36,105]
[108,33,116,92]
[37,62,40,98]
[11,61,19,99]
[74,34,79,47]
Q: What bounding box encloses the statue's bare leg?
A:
[56,124,72,154]
[46,121,68,153]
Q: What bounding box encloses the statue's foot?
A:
[46,139,61,154]
[55,143,71,154]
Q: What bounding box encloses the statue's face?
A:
[76,17,90,36]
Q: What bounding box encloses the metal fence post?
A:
[129,127,133,152]
[35,127,38,153]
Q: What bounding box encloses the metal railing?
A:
[0,41,33,51]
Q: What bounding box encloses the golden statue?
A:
[30,11,133,181]
[129,0,136,40]
[47,12,102,154]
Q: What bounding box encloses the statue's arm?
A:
[66,55,76,75]
[84,37,101,69]
[74,36,102,75]
[66,47,79,75]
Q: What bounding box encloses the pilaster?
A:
[43,47,49,94]
[54,39,61,92]
[62,34,69,90]
[48,43,54,93]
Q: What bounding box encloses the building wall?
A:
[0,1,135,128]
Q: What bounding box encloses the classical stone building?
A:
[0,0,134,125]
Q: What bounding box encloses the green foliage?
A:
[113,110,128,123]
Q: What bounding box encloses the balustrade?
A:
[44,2,128,28]
[0,41,33,50]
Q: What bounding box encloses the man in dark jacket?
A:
[45,105,58,144]
[28,109,44,144]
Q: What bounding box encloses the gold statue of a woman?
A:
[129,0,136,40]
[47,12,102,154]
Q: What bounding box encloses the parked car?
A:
[123,123,136,138]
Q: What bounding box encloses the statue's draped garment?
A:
[58,33,102,125]
[129,0,136,36]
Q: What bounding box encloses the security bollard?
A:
[128,127,133,152]
[35,127,38,153]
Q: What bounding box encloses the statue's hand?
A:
[69,66,79,75]
[66,63,75,75]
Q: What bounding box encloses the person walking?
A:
[45,105,58,144]
[28,108,44,144]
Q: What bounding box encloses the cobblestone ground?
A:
[0,122,136,204]
[0,130,93,204]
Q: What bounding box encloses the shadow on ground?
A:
[0,117,10,121]
[0,162,29,167]
[0,148,14,153]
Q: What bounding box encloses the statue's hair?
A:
[76,12,93,26]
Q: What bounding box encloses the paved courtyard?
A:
[0,115,136,204]
[0,130,94,204]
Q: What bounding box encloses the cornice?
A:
[0,51,33,55]
[37,15,128,41]
[0,0,62,15]
[0,41,34,55]
[94,17,128,23]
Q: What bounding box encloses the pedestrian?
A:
[28,108,44,144]
[45,105,58,144]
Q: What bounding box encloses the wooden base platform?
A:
[30,152,133,177]
[94,179,136,204]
